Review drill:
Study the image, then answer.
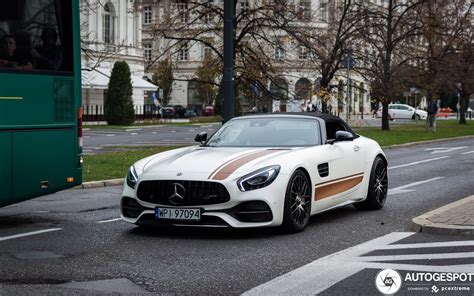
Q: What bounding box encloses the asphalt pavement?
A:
[0,138,473,295]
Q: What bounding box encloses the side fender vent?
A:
[318,163,329,177]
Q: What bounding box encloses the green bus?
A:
[0,0,82,207]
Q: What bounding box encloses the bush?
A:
[105,61,135,125]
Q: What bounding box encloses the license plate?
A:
[155,208,201,221]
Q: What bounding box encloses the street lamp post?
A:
[222,0,235,123]
[342,53,355,123]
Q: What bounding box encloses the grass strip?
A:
[355,120,474,146]
[83,146,182,182]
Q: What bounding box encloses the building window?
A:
[298,46,309,60]
[143,6,152,25]
[144,44,152,61]
[239,0,250,15]
[103,2,115,44]
[275,45,285,60]
[203,44,213,59]
[299,0,311,21]
[177,1,189,23]
[319,3,327,22]
[178,44,189,61]
[203,11,214,24]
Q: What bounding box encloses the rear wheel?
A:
[354,157,388,210]
[282,170,312,233]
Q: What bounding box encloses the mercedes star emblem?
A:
[169,183,186,205]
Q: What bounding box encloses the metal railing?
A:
[82,104,162,121]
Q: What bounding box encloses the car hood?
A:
[139,146,293,179]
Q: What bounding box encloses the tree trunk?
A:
[381,100,390,131]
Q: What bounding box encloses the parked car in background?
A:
[202,105,215,117]
[185,108,197,118]
[160,106,175,118]
[173,105,186,118]
[377,104,427,120]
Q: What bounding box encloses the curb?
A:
[409,195,474,236]
[79,135,474,190]
[381,135,474,150]
[75,178,123,189]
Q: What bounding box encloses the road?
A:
[1,138,473,295]
[82,118,445,154]
[83,124,221,154]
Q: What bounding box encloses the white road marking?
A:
[424,146,468,154]
[462,151,474,155]
[388,156,449,170]
[0,228,62,242]
[152,132,157,134]
[379,240,474,250]
[97,218,122,224]
[243,232,474,296]
[243,232,413,296]
[172,131,176,133]
[130,133,138,135]
[188,129,196,132]
[106,134,116,137]
[388,177,444,195]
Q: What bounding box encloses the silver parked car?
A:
[377,104,427,120]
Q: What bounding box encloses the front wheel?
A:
[412,114,421,120]
[354,157,388,210]
[281,170,312,233]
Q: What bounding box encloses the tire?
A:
[412,114,421,120]
[354,157,388,211]
[281,170,312,233]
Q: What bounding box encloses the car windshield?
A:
[205,117,321,147]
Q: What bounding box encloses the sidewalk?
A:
[410,195,474,236]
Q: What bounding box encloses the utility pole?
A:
[222,0,235,123]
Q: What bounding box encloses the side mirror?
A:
[194,132,207,144]
[335,131,354,142]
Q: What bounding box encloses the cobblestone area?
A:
[410,195,474,235]
[427,197,474,226]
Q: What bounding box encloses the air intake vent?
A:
[54,79,74,122]
[318,163,329,177]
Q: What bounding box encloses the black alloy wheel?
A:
[282,170,312,233]
[354,156,388,210]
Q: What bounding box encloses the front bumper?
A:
[120,173,289,228]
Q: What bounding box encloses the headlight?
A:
[237,165,280,192]
[126,166,138,189]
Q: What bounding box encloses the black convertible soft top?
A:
[240,112,357,136]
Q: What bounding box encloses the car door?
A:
[398,105,411,118]
[314,121,367,209]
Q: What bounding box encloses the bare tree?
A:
[359,0,424,130]
[288,0,365,113]
[143,0,321,109]
[151,58,174,105]
[413,0,473,124]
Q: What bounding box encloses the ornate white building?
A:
[139,0,375,116]
[80,0,156,112]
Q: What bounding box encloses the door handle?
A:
[353,145,361,152]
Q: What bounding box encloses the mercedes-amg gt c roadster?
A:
[120,113,388,232]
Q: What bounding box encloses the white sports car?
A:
[120,113,388,233]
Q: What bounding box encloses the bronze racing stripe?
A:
[211,150,280,180]
[314,173,364,201]
[207,150,261,180]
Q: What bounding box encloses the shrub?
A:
[105,61,135,125]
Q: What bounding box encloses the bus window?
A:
[0,0,73,74]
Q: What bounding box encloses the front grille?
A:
[137,180,230,206]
